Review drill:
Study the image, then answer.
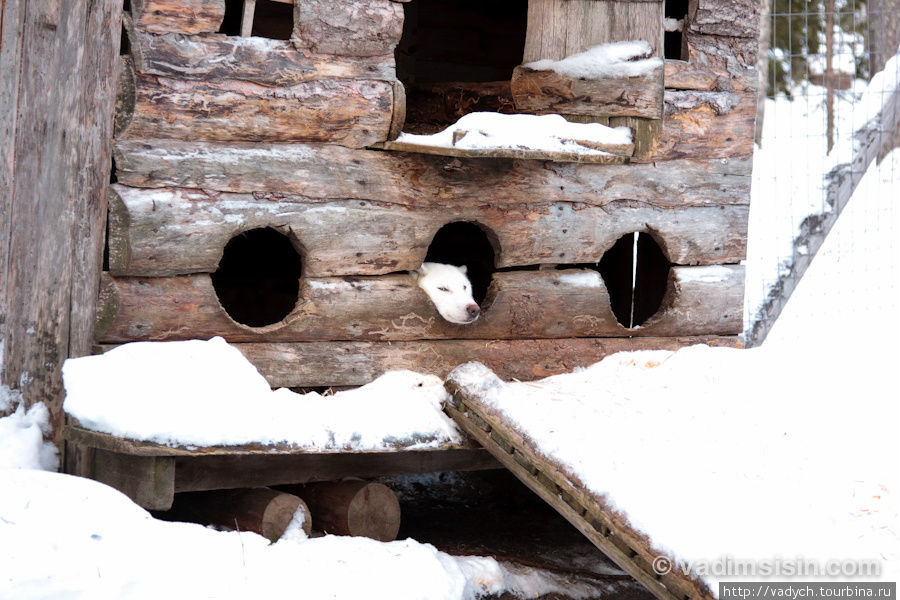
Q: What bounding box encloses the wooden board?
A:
[112,140,752,209]
[127,21,397,85]
[375,139,632,164]
[107,185,749,277]
[0,0,121,438]
[95,266,744,342]
[524,0,664,62]
[131,0,225,34]
[511,62,664,119]
[445,362,715,600]
[115,58,396,147]
[292,0,404,57]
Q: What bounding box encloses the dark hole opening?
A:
[211,227,303,328]
[396,0,527,133]
[119,22,130,56]
[598,232,670,328]
[219,0,293,39]
[424,222,497,305]
[664,0,688,60]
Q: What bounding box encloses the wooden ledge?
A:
[371,140,631,164]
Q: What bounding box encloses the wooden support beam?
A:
[95,266,744,343]
[107,185,748,277]
[113,141,752,209]
[173,488,312,541]
[90,448,176,511]
[130,0,225,34]
[292,0,404,57]
[282,482,401,541]
[115,58,395,146]
[240,0,257,37]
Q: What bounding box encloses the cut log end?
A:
[286,481,402,542]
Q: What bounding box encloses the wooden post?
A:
[0,0,122,441]
[240,0,257,37]
[284,481,402,542]
[173,488,313,542]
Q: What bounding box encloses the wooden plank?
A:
[524,0,663,63]
[226,336,744,387]
[173,450,500,493]
[95,266,744,343]
[240,0,256,37]
[376,139,631,163]
[113,140,752,208]
[115,58,395,147]
[126,22,397,84]
[1,0,121,440]
[292,0,403,57]
[107,185,748,277]
[638,89,756,162]
[445,364,714,600]
[511,62,664,119]
[131,0,225,34]
[65,424,482,457]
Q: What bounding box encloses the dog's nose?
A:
[466,303,480,318]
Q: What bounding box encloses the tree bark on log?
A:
[107,185,748,277]
[172,488,312,542]
[115,58,395,146]
[282,482,401,542]
[511,63,664,119]
[113,140,752,208]
[292,0,404,57]
[131,0,225,34]
[95,266,744,343]
[664,60,730,91]
[127,24,397,85]
[687,0,761,38]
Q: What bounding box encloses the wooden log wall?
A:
[99,0,760,386]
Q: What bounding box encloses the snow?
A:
[524,40,663,79]
[557,270,604,288]
[396,112,632,156]
[62,337,462,450]
[0,402,58,471]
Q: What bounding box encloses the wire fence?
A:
[743,0,899,346]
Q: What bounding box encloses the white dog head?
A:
[413,262,480,325]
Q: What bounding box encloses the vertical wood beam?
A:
[240,0,256,37]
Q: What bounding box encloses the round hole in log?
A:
[424,221,498,306]
[598,232,671,328]
[211,227,303,328]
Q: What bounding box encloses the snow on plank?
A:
[380,112,634,163]
[444,361,707,600]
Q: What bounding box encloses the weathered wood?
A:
[443,369,713,600]
[113,140,752,208]
[524,0,664,62]
[96,266,744,342]
[89,447,176,510]
[664,59,729,91]
[107,185,748,277]
[173,488,312,541]
[227,336,743,387]
[511,62,664,119]
[683,32,757,89]
[687,0,761,38]
[0,0,121,442]
[174,450,500,494]
[131,0,224,34]
[292,0,403,57]
[639,90,756,162]
[115,59,394,146]
[376,139,632,163]
[283,482,401,541]
[126,22,397,85]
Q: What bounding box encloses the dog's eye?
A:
[437,286,450,293]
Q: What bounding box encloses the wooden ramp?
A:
[444,362,714,600]
[64,423,498,511]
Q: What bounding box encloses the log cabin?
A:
[60,0,760,509]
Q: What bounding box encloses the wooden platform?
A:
[444,363,715,600]
[64,424,498,511]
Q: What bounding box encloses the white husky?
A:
[413,262,480,325]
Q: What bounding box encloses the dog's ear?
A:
[458,265,468,274]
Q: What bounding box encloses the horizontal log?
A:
[292,0,403,57]
[688,0,761,38]
[510,63,664,119]
[127,25,396,85]
[637,90,756,162]
[113,140,752,208]
[282,482,401,541]
[115,59,394,146]
[130,0,224,34]
[95,266,744,343]
[664,60,730,91]
[107,185,749,277]
[683,32,758,88]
